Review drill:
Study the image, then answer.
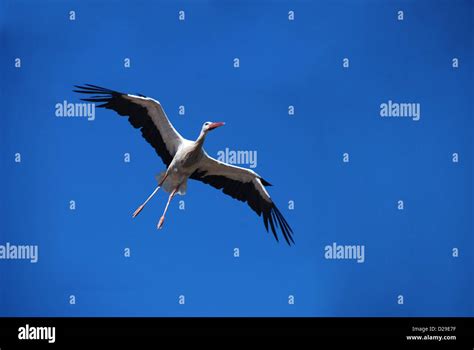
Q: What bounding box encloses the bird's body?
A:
[159,141,200,195]
[74,84,294,244]
[159,138,213,195]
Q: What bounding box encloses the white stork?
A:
[74,84,294,245]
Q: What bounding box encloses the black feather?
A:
[190,170,294,245]
[73,84,174,166]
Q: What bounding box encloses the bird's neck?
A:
[195,131,207,148]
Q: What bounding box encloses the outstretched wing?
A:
[190,153,294,245]
[74,84,185,166]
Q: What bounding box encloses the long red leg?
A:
[157,187,178,230]
[132,173,169,218]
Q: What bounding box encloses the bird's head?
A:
[202,121,225,133]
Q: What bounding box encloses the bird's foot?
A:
[157,216,165,230]
[132,205,144,218]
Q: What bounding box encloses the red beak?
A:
[208,122,225,130]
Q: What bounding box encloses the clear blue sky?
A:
[0,0,472,316]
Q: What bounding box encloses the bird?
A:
[73,84,294,245]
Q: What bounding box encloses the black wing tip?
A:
[265,204,294,246]
[260,178,272,186]
[73,84,122,96]
[73,84,124,107]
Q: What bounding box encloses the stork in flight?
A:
[74,84,294,245]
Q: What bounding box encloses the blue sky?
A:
[0,0,472,316]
